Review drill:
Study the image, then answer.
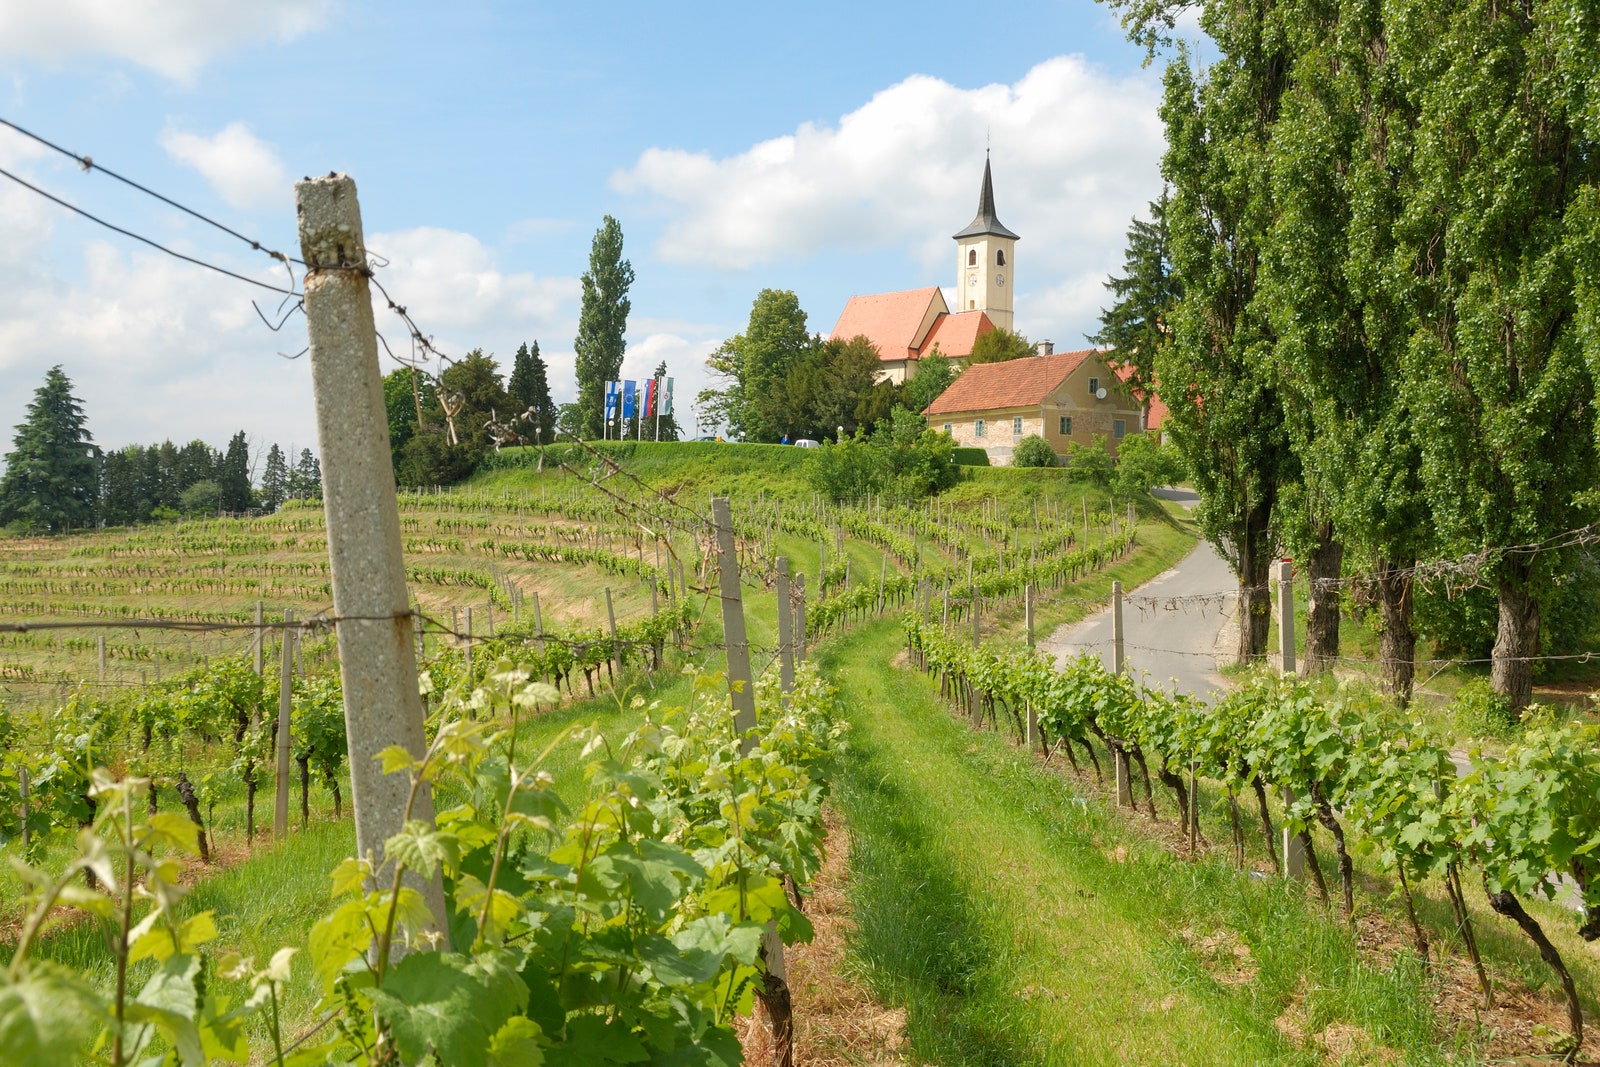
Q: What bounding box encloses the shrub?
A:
[1452,678,1520,739]
[950,447,990,466]
[1113,431,1184,496]
[1011,434,1057,468]
[1062,435,1114,487]
[806,408,959,503]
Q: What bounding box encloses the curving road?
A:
[1042,489,1238,699]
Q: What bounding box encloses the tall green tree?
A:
[260,444,290,512]
[704,289,814,441]
[218,432,253,513]
[1396,0,1600,709]
[1260,0,1428,693]
[1152,26,1298,664]
[1092,191,1181,395]
[508,341,557,443]
[573,216,634,439]
[781,334,887,441]
[902,351,958,416]
[0,366,97,533]
[399,349,510,486]
[290,449,321,501]
[966,327,1035,365]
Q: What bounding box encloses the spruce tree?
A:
[573,217,634,438]
[293,449,322,501]
[0,365,97,533]
[509,341,557,443]
[260,444,289,512]
[218,432,253,513]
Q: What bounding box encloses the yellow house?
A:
[925,348,1144,465]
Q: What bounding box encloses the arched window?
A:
[967,249,977,266]
[996,249,1006,266]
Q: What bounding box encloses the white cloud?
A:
[0,212,580,457]
[614,57,1165,274]
[620,332,721,432]
[0,0,329,81]
[615,56,1166,347]
[161,122,290,210]
[363,227,579,396]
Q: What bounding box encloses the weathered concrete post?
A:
[1112,580,1132,806]
[711,498,757,737]
[1277,559,1296,676]
[776,557,794,697]
[97,634,107,683]
[969,592,983,728]
[794,572,807,662]
[1025,582,1035,650]
[274,610,295,838]
[296,174,446,930]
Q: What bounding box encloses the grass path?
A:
[818,621,1454,1066]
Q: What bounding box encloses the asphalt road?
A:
[1042,490,1237,699]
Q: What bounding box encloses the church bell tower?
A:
[953,155,1019,332]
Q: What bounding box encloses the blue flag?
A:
[604,381,618,418]
[622,380,636,419]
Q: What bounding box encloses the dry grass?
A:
[738,811,909,1066]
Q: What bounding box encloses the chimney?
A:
[1036,340,1054,357]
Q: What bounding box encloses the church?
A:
[828,158,1150,465]
[828,157,1020,384]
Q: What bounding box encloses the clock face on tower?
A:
[967,273,978,287]
[996,274,1005,287]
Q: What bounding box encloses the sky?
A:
[0,0,1192,458]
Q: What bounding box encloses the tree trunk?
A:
[245,760,256,842]
[1492,569,1539,714]
[1376,558,1417,704]
[1234,504,1275,665]
[176,771,210,863]
[1157,766,1191,833]
[1251,776,1280,868]
[1312,790,1355,919]
[1304,524,1343,674]
[1486,884,1580,1057]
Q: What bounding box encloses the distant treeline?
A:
[98,433,321,526]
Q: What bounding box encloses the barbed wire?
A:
[0,115,305,268]
[0,163,299,297]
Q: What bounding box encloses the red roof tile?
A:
[830,287,945,362]
[925,349,1096,415]
[919,310,994,360]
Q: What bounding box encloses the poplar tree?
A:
[573,217,634,439]
[0,365,97,533]
[1154,29,1299,664]
[1397,0,1600,709]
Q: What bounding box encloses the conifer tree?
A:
[509,341,557,443]
[0,365,97,533]
[218,432,253,513]
[260,444,289,512]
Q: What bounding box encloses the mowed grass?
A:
[819,620,1458,1067]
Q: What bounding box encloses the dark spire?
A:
[952,156,1020,241]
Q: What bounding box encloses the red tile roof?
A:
[919,310,994,360]
[830,287,945,362]
[1111,361,1169,430]
[925,349,1096,415]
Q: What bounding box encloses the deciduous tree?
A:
[573,217,634,439]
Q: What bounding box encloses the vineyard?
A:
[5,443,1600,1064]
[0,444,1176,1065]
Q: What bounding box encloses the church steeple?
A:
[953,156,1020,241]
[953,156,1018,332]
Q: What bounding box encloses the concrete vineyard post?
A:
[296,173,446,932]
[1112,581,1131,806]
[969,593,983,728]
[464,606,473,681]
[1025,583,1035,650]
[605,588,619,677]
[776,557,794,697]
[1283,786,1306,881]
[711,499,757,737]
[795,573,807,662]
[274,609,295,839]
[97,634,107,682]
[1276,559,1296,675]
[711,496,793,1059]
[532,590,544,652]
[254,600,265,676]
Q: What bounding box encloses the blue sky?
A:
[0,1,1186,456]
